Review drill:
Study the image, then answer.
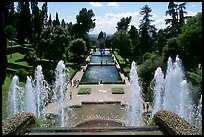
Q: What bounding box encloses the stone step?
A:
[28,126,163,135]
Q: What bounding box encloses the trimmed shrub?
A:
[111,87,124,94]
[78,88,91,94]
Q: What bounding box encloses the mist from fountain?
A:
[6,60,71,127]
[24,76,36,117]
[52,60,70,127]
[126,61,144,126]
[150,67,165,119]
[195,95,202,129]
[7,75,24,116]
[33,65,50,121]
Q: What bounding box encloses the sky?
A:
[15,2,202,35]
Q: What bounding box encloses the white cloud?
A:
[107,2,119,9]
[89,2,103,7]
[90,11,171,34]
[191,4,196,8]
[186,10,198,17]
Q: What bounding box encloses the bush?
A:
[15,68,29,82]
[5,25,17,40]
[78,88,91,94]
[24,51,37,65]
[111,87,124,94]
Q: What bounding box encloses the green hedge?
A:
[111,87,125,94]
[78,88,91,94]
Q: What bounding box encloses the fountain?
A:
[33,65,49,121]
[126,61,144,126]
[151,55,201,127]
[150,67,165,119]
[6,60,71,127]
[7,75,24,116]
[52,60,70,127]
[24,76,36,117]
[195,95,202,129]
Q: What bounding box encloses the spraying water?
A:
[195,95,202,129]
[52,60,69,127]
[7,75,23,116]
[150,67,165,119]
[127,61,144,126]
[33,65,49,120]
[24,76,36,117]
[151,55,198,126]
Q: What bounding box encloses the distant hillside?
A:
[88,34,112,47]
[88,34,112,42]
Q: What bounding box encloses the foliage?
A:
[69,38,87,64]
[15,68,29,82]
[116,16,132,31]
[165,2,187,35]
[177,12,202,70]
[139,4,156,55]
[24,51,37,65]
[36,26,70,63]
[111,87,124,94]
[138,53,164,98]
[128,25,140,60]
[75,8,95,34]
[78,88,91,94]
[5,25,17,40]
[17,2,32,44]
[186,67,202,104]
[112,30,132,63]
[162,37,183,63]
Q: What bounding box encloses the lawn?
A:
[7,52,28,66]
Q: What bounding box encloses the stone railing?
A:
[2,112,36,135]
[153,110,202,135]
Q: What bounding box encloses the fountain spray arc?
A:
[7,76,24,116]
[52,60,70,127]
[151,55,200,127]
[126,61,145,126]
[6,60,71,127]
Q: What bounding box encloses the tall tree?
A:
[165,2,179,36]
[17,2,32,44]
[55,12,60,26]
[75,8,95,34]
[61,19,66,28]
[48,14,52,26]
[178,2,187,27]
[31,2,42,38]
[128,25,140,60]
[116,16,132,32]
[139,4,156,55]
[41,2,48,28]
[3,2,15,26]
[98,31,106,49]
[36,26,70,63]
[112,30,132,63]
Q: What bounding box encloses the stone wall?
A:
[2,112,36,135]
[153,110,202,135]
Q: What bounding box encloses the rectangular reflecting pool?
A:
[81,66,122,83]
[90,56,114,63]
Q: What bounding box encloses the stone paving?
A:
[45,49,150,115]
